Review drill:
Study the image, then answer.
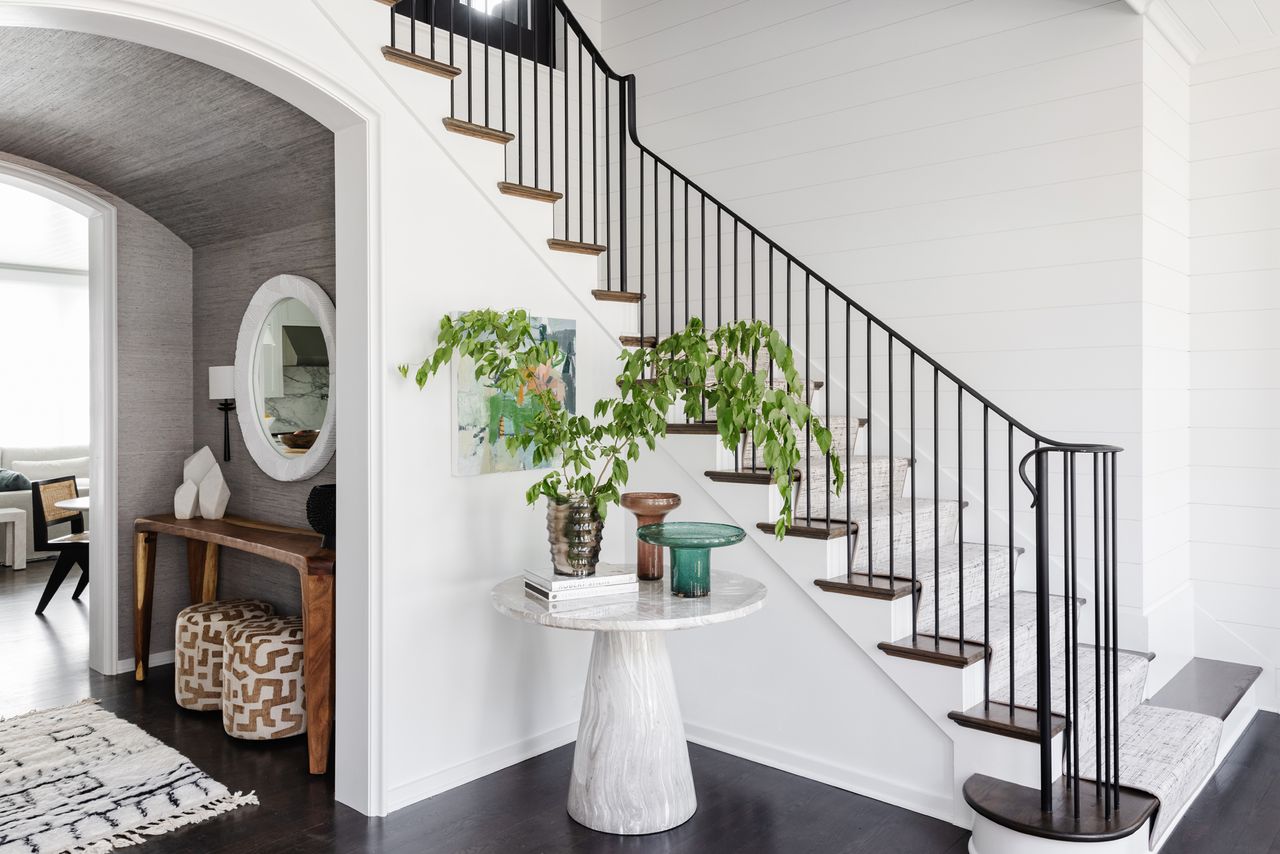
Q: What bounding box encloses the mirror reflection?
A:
[253,298,330,457]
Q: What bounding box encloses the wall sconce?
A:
[209,366,236,462]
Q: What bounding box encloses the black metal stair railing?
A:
[384,0,1125,817]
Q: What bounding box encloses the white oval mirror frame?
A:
[234,274,336,481]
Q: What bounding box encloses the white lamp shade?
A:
[209,365,235,400]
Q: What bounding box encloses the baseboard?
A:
[683,721,955,826]
[111,649,175,676]
[383,721,578,815]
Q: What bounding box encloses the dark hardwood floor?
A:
[0,560,1271,852]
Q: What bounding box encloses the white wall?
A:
[1140,20,1194,687]
[1189,45,1280,707]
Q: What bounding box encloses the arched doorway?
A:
[0,2,379,813]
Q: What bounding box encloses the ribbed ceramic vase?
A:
[547,497,603,576]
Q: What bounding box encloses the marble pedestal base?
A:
[568,630,695,834]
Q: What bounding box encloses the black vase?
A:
[307,484,336,549]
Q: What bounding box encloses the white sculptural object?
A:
[173,480,200,520]
[198,465,231,520]
[183,446,217,487]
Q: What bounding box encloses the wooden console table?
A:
[133,514,335,774]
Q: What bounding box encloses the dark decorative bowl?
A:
[282,430,319,450]
[307,484,336,549]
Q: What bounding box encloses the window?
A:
[393,0,556,65]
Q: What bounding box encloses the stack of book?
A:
[524,563,639,604]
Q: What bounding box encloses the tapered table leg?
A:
[301,573,335,775]
[186,540,219,604]
[133,531,157,681]
[568,630,696,834]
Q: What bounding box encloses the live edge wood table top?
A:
[132,513,336,774]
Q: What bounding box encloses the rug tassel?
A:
[64,792,258,852]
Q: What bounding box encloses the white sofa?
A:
[0,445,91,562]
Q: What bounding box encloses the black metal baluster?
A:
[733,220,739,323]
[1102,449,1113,818]
[847,308,853,572]
[499,1,505,132]
[517,0,524,185]
[532,8,538,188]
[889,338,895,589]
[824,289,831,524]
[717,209,723,329]
[684,183,689,331]
[1094,453,1103,801]
[805,273,812,528]
[768,247,774,391]
[410,0,417,55]
[958,389,964,656]
[933,367,940,646]
[1034,450,1053,812]
[591,61,597,246]
[483,2,490,127]
[866,316,873,582]
[562,13,569,239]
[983,405,989,709]
[1111,452,1121,809]
[1063,451,1072,790]
[669,170,674,340]
[911,351,918,643]
[466,0,473,123]
[618,78,627,293]
[1008,424,1016,711]
[638,155,645,334]
[653,158,659,340]
[577,40,583,244]
[390,3,396,49]
[1070,452,1080,814]
[603,70,609,286]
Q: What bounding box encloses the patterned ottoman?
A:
[222,616,307,740]
[175,599,274,711]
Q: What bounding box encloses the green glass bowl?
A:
[636,522,745,597]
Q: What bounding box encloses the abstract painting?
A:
[453,316,576,476]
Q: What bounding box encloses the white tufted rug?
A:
[0,699,256,853]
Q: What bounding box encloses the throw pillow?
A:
[0,469,30,492]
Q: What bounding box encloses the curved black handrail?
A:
[547,0,1089,452]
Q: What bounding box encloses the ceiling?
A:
[1141,0,1280,63]
[0,27,333,248]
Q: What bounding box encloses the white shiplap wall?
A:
[1140,20,1194,687]
[600,0,1154,597]
[1190,45,1280,706]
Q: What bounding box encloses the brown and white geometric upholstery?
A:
[174,599,274,711]
[222,616,306,741]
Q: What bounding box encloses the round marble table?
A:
[492,570,766,835]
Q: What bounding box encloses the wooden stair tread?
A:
[1147,657,1262,721]
[948,701,1065,743]
[878,635,986,668]
[442,117,514,144]
[592,289,644,303]
[704,468,800,485]
[548,238,606,256]
[497,182,562,203]
[381,46,461,79]
[755,521,853,540]
[665,422,719,435]
[620,335,658,348]
[814,575,916,601]
[963,774,1157,844]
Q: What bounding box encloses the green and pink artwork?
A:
[453,316,576,475]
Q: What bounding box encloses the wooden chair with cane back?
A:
[30,476,90,615]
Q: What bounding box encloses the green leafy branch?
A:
[399,310,843,535]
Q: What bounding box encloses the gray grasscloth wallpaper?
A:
[191,218,336,617]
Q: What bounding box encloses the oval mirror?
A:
[234,275,335,481]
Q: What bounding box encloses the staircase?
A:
[368,2,1262,850]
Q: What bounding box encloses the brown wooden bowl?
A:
[281,430,319,450]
